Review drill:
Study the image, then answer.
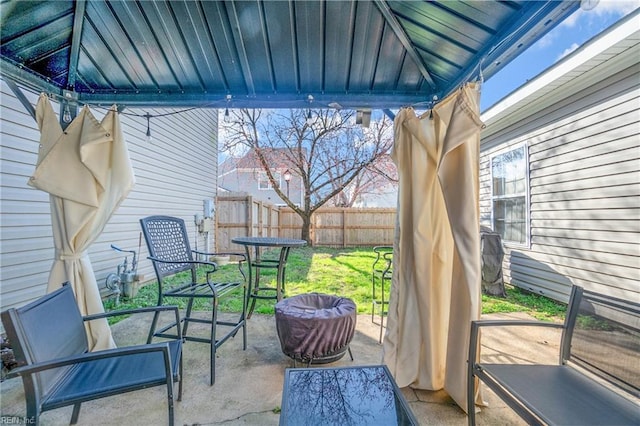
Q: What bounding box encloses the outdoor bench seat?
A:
[468,285,640,426]
[1,283,183,426]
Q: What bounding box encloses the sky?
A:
[480,0,639,111]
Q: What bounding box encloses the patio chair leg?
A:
[379,278,386,344]
[147,310,160,344]
[348,346,354,361]
[70,403,81,424]
[178,355,183,401]
[210,298,218,386]
[167,378,175,426]
[371,274,376,323]
[183,296,195,338]
[247,294,258,319]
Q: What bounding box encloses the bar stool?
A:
[371,246,393,343]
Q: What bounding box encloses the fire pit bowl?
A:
[275,293,356,365]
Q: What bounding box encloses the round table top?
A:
[231,236,307,248]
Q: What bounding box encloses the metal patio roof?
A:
[1,0,579,110]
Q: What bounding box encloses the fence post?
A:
[277,207,282,238]
[343,209,347,248]
[258,201,264,237]
[214,197,219,252]
[246,196,253,237]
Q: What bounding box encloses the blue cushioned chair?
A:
[1,283,183,426]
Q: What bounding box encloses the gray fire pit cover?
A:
[275,293,356,363]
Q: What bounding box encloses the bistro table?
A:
[279,365,418,425]
[231,236,307,318]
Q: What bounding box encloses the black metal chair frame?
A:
[1,283,183,426]
[371,246,393,343]
[467,285,640,425]
[140,215,247,385]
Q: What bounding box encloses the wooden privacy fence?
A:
[215,193,280,252]
[279,207,395,247]
[216,193,396,250]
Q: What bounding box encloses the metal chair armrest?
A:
[193,251,248,282]
[8,342,174,377]
[472,319,564,330]
[83,305,183,341]
[373,246,393,252]
[470,320,564,360]
[192,250,246,262]
[147,255,218,272]
[469,319,564,368]
[83,305,180,320]
[372,246,392,271]
[382,252,393,274]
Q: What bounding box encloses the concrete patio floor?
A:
[1,310,562,425]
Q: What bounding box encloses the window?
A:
[491,145,529,245]
[258,171,280,190]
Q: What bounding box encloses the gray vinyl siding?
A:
[0,80,219,311]
[480,63,640,303]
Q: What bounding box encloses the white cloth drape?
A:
[29,94,135,351]
[383,83,484,413]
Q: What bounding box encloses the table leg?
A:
[248,245,264,318]
[276,247,291,301]
[242,245,255,319]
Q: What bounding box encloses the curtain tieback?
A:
[57,251,88,261]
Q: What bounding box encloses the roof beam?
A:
[0,58,62,96]
[74,90,430,110]
[448,1,580,94]
[4,78,36,121]
[373,0,437,91]
[66,0,86,90]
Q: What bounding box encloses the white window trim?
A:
[489,143,530,248]
[258,171,281,191]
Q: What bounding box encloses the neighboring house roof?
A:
[219,148,304,177]
[236,148,301,169]
[218,157,238,177]
[481,10,640,143]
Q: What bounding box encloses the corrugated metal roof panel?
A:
[0,0,580,109]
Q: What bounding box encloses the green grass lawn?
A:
[106,247,566,322]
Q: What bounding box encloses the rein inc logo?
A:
[0,416,35,424]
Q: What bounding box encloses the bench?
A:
[468,285,640,425]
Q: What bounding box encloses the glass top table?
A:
[279,365,418,425]
[231,237,307,318]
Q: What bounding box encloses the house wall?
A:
[0,80,219,311]
[479,63,639,303]
[219,169,303,206]
[352,182,398,208]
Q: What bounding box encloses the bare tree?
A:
[220,108,393,243]
[329,154,398,207]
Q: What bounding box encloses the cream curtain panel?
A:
[29,94,135,351]
[383,83,484,413]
